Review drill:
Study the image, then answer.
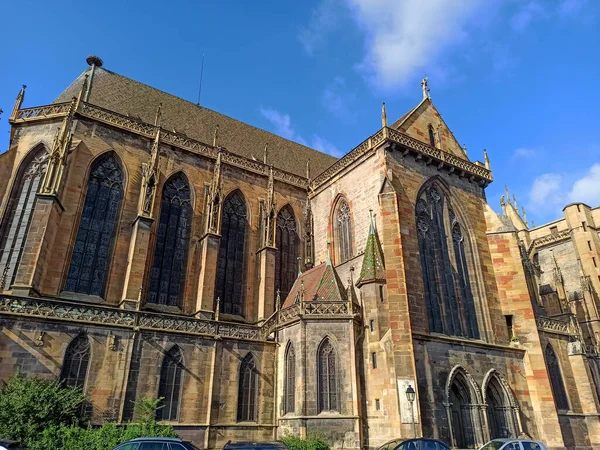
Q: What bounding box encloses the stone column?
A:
[568,349,600,445]
[120,216,154,309]
[195,232,221,318]
[256,246,276,322]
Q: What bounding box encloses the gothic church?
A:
[1,56,600,450]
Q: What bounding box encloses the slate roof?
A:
[356,216,386,287]
[54,66,338,178]
[281,257,348,309]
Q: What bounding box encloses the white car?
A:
[480,439,548,450]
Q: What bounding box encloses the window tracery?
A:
[237,353,258,422]
[335,199,352,263]
[275,206,299,300]
[545,344,569,410]
[284,344,296,414]
[157,345,184,421]
[318,338,339,413]
[60,334,90,389]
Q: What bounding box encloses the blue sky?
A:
[0,0,598,226]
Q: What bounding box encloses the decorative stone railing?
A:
[528,230,571,255]
[311,127,493,190]
[536,316,576,335]
[0,294,361,342]
[11,102,309,190]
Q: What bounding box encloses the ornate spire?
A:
[306,159,310,180]
[262,166,276,247]
[522,207,528,226]
[75,75,89,109]
[304,197,314,269]
[326,241,332,266]
[462,144,467,155]
[138,103,162,217]
[213,125,219,147]
[206,150,223,234]
[356,211,386,287]
[421,77,430,99]
[381,102,388,128]
[483,149,490,170]
[263,143,268,164]
[10,85,26,120]
[513,194,518,211]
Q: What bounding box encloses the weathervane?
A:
[421,77,430,99]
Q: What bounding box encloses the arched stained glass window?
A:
[215,191,247,316]
[237,353,258,422]
[275,206,299,300]
[486,375,517,439]
[318,338,339,413]
[65,154,124,297]
[0,147,48,289]
[148,173,192,307]
[545,344,569,411]
[157,345,184,421]
[284,343,296,414]
[428,124,436,147]
[60,334,90,389]
[416,183,479,339]
[335,199,352,264]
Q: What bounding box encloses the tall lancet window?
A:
[0,147,48,288]
[157,345,184,421]
[428,124,436,147]
[545,344,569,411]
[275,205,299,300]
[237,353,258,422]
[148,173,192,307]
[318,338,339,413]
[65,154,124,297]
[284,343,296,414]
[335,198,352,264]
[60,334,90,389]
[416,182,479,338]
[215,190,247,316]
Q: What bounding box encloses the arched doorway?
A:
[449,372,476,449]
[485,373,518,439]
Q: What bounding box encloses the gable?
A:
[392,99,468,159]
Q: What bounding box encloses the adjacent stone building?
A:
[0,56,599,449]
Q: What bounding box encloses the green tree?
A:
[0,374,87,446]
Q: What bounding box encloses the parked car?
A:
[111,437,200,450]
[377,438,451,450]
[0,441,23,450]
[480,439,548,450]
[223,442,290,450]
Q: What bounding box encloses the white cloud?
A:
[344,0,485,89]
[259,107,341,157]
[569,163,600,206]
[322,76,357,121]
[298,0,341,55]
[511,2,546,31]
[529,173,563,205]
[512,147,538,159]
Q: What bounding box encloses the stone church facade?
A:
[0,56,599,450]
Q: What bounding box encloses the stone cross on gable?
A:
[421,77,430,99]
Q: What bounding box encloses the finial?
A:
[531,220,535,228]
[483,148,490,170]
[369,209,375,234]
[522,207,528,225]
[421,77,430,99]
[462,144,467,155]
[381,102,388,128]
[215,297,221,320]
[297,256,302,277]
[213,125,219,147]
[263,143,268,164]
[17,84,26,98]
[276,289,281,311]
[86,55,103,67]
[504,185,510,204]
[306,160,310,180]
[154,103,162,127]
[326,241,332,265]
[513,194,518,211]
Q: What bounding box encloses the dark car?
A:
[111,437,200,450]
[223,442,290,450]
[377,438,451,450]
[0,441,23,450]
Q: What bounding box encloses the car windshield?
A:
[481,441,508,450]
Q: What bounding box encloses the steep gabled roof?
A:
[281,256,348,309]
[356,215,386,287]
[54,66,337,178]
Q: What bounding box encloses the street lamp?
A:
[406,385,417,438]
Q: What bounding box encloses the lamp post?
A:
[406,385,417,438]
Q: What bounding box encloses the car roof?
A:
[225,442,288,448]
[129,438,183,442]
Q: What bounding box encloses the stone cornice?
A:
[527,229,571,255]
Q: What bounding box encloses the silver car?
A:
[480,439,548,450]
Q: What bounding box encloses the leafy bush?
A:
[0,375,177,450]
[281,435,330,450]
[0,374,87,447]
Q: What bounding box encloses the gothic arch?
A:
[64,151,125,297]
[157,344,184,421]
[284,341,296,414]
[215,189,248,316]
[415,178,481,339]
[60,333,91,389]
[482,369,520,439]
[147,171,193,307]
[0,143,49,288]
[237,352,258,422]
[544,343,570,411]
[445,365,485,449]
[330,194,353,265]
[162,169,195,208]
[317,336,340,413]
